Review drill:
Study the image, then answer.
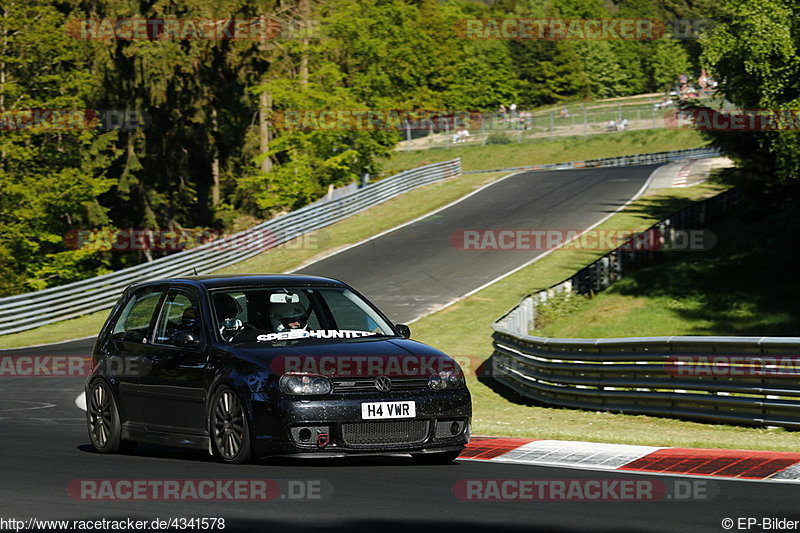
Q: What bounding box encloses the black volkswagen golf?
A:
[85,274,471,464]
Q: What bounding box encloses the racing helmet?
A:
[213,293,239,322]
[270,301,308,331]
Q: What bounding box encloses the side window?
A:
[111,286,165,342]
[154,291,201,345]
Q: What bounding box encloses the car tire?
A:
[86,380,135,454]
[210,386,254,464]
[413,449,462,465]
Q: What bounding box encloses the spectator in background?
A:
[519,111,532,130]
[559,107,570,119]
[498,104,506,119]
[457,128,470,143]
[678,73,689,97]
[509,103,517,118]
[697,69,710,96]
[654,97,672,110]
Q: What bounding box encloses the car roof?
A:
[129,274,346,291]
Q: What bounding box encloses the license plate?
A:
[361,401,416,420]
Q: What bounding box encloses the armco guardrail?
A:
[490,188,800,429]
[463,146,720,175]
[490,333,800,429]
[0,159,460,335]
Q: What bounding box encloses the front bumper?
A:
[250,388,472,457]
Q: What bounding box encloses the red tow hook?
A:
[316,432,330,447]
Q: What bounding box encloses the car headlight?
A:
[279,373,332,395]
[428,369,464,390]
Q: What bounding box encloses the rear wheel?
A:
[413,449,462,465]
[87,380,135,453]
[210,386,253,464]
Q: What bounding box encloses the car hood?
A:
[223,337,455,377]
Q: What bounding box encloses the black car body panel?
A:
[87,274,472,460]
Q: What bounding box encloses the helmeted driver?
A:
[270,301,308,332]
[214,293,243,340]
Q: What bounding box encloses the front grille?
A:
[341,420,429,447]
[332,376,429,393]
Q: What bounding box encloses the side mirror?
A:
[172,331,201,348]
[395,324,411,339]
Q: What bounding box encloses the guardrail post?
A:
[524,297,534,333]
[583,105,588,137]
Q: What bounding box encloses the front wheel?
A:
[210,386,254,464]
[86,380,135,453]
[413,449,462,465]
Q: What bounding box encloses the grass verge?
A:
[538,199,800,338]
[409,181,800,451]
[384,128,706,174]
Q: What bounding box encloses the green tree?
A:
[699,0,800,197]
[0,0,115,295]
[648,38,691,90]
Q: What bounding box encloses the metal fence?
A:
[491,189,800,429]
[395,99,697,151]
[462,146,720,175]
[0,159,460,335]
[490,333,800,429]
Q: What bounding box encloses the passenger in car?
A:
[213,293,243,340]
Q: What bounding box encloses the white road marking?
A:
[289,169,528,273]
[496,440,662,469]
[770,464,800,481]
[75,392,86,411]
[408,164,661,323]
[671,159,696,187]
[0,400,57,412]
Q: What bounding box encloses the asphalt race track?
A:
[4,164,796,532]
[298,165,659,323]
[2,367,800,532]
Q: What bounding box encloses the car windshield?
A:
[210,286,395,344]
